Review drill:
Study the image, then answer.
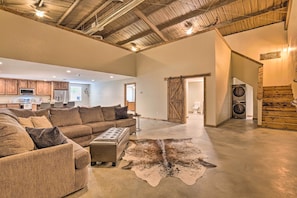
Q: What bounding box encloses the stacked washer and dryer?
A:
[232,84,246,119]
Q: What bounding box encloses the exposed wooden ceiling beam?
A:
[57,0,80,25]
[75,0,113,29]
[116,2,288,46]
[133,8,168,41]
[102,0,176,38]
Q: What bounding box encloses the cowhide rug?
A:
[122,138,216,187]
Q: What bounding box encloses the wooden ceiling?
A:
[0,0,290,51]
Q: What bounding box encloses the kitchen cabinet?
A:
[18,80,36,89]
[36,81,51,96]
[53,81,69,90]
[18,80,37,94]
[6,103,20,109]
[0,79,5,94]
[5,79,18,95]
[0,104,7,108]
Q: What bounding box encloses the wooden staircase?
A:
[262,85,297,131]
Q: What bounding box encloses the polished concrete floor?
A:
[68,114,297,198]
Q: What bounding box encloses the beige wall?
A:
[136,31,217,125]
[225,22,293,86]
[214,33,232,124]
[231,52,262,119]
[0,9,136,77]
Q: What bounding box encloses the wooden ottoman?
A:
[90,127,130,166]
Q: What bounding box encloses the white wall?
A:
[89,78,136,107]
[187,81,204,113]
[69,83,90,107]
[225,22,293,86]
[0,9,136,77]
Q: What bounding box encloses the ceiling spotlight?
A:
[35,10,45,18]
[52,75,56,78]
[110,76,114,79]
[91,79,95,82]
[185,21,193,35]
[131,43,138,52]
[0,61,2,65]
[66,70,71,73]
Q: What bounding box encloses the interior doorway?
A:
[166,74,209,125]
[186,78,204,124]
[124,83,136,112]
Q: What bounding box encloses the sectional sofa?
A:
[0,105,136,198]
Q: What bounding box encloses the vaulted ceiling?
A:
[0,0,290,51]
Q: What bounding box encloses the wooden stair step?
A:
[262,98,293,103]
[263,90,293,95]
[262,111,297,117]
[263,85,291,90]
[261,122,297,131]
[262,116,297,124]
[262,106,296,111]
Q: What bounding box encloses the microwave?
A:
[20,88,35,95]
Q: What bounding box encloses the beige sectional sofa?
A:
[49,105,136,146]
[0,105,136,198]
[0,109,90,198]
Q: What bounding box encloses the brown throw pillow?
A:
[102,105,120,121]
[115,106,129,119]
[18,117,34,128]
[31,116,53,128]
[25,127,67,149]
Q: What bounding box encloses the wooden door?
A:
[124,83,136,112]
[167,77,186,123]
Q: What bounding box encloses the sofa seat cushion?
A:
[50,107,82,127]
[85,121,115,134]
[67,139,91,169]
[58,125,92,139]
[79,106,105,124]
[0,113,35,157]
[115,118,136,127]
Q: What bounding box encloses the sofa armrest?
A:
[0,144,75,198]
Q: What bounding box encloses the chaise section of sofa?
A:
[0,110,90,198]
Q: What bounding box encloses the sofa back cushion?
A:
[50,107,82,127]
[102,105,120,121]
[0,113,35,157]
[9,109,35,118]
[79,106,105,124]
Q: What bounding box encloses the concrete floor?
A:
[67,114,297,198]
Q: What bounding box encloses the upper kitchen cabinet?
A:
[18,80,37,89]
[5,79,18,95]
[53,81,69,90]
[36,81,51,96]
[0,79,5,94]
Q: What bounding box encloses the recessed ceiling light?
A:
[110,76,114,79]
[66,70,71,73]
[52,75,56,78]
[0,61,2,65]
[91,79,95,82]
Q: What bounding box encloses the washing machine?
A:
[232,102,246,119]
[232,84,246,102]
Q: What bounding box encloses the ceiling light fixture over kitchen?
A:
[66,70,71,73]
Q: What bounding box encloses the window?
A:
[70,86,82,101]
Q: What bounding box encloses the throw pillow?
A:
[0,114,35,157]
[79,106,105,124]
[31,116,53,128]
[25,127,67,149]
[18,117,34,128]
[102,105,120,121]
[115,106,129,119]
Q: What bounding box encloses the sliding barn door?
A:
[167,77,186,123]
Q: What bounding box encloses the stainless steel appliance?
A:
[20,88,34,95]
[53,90,69,103]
